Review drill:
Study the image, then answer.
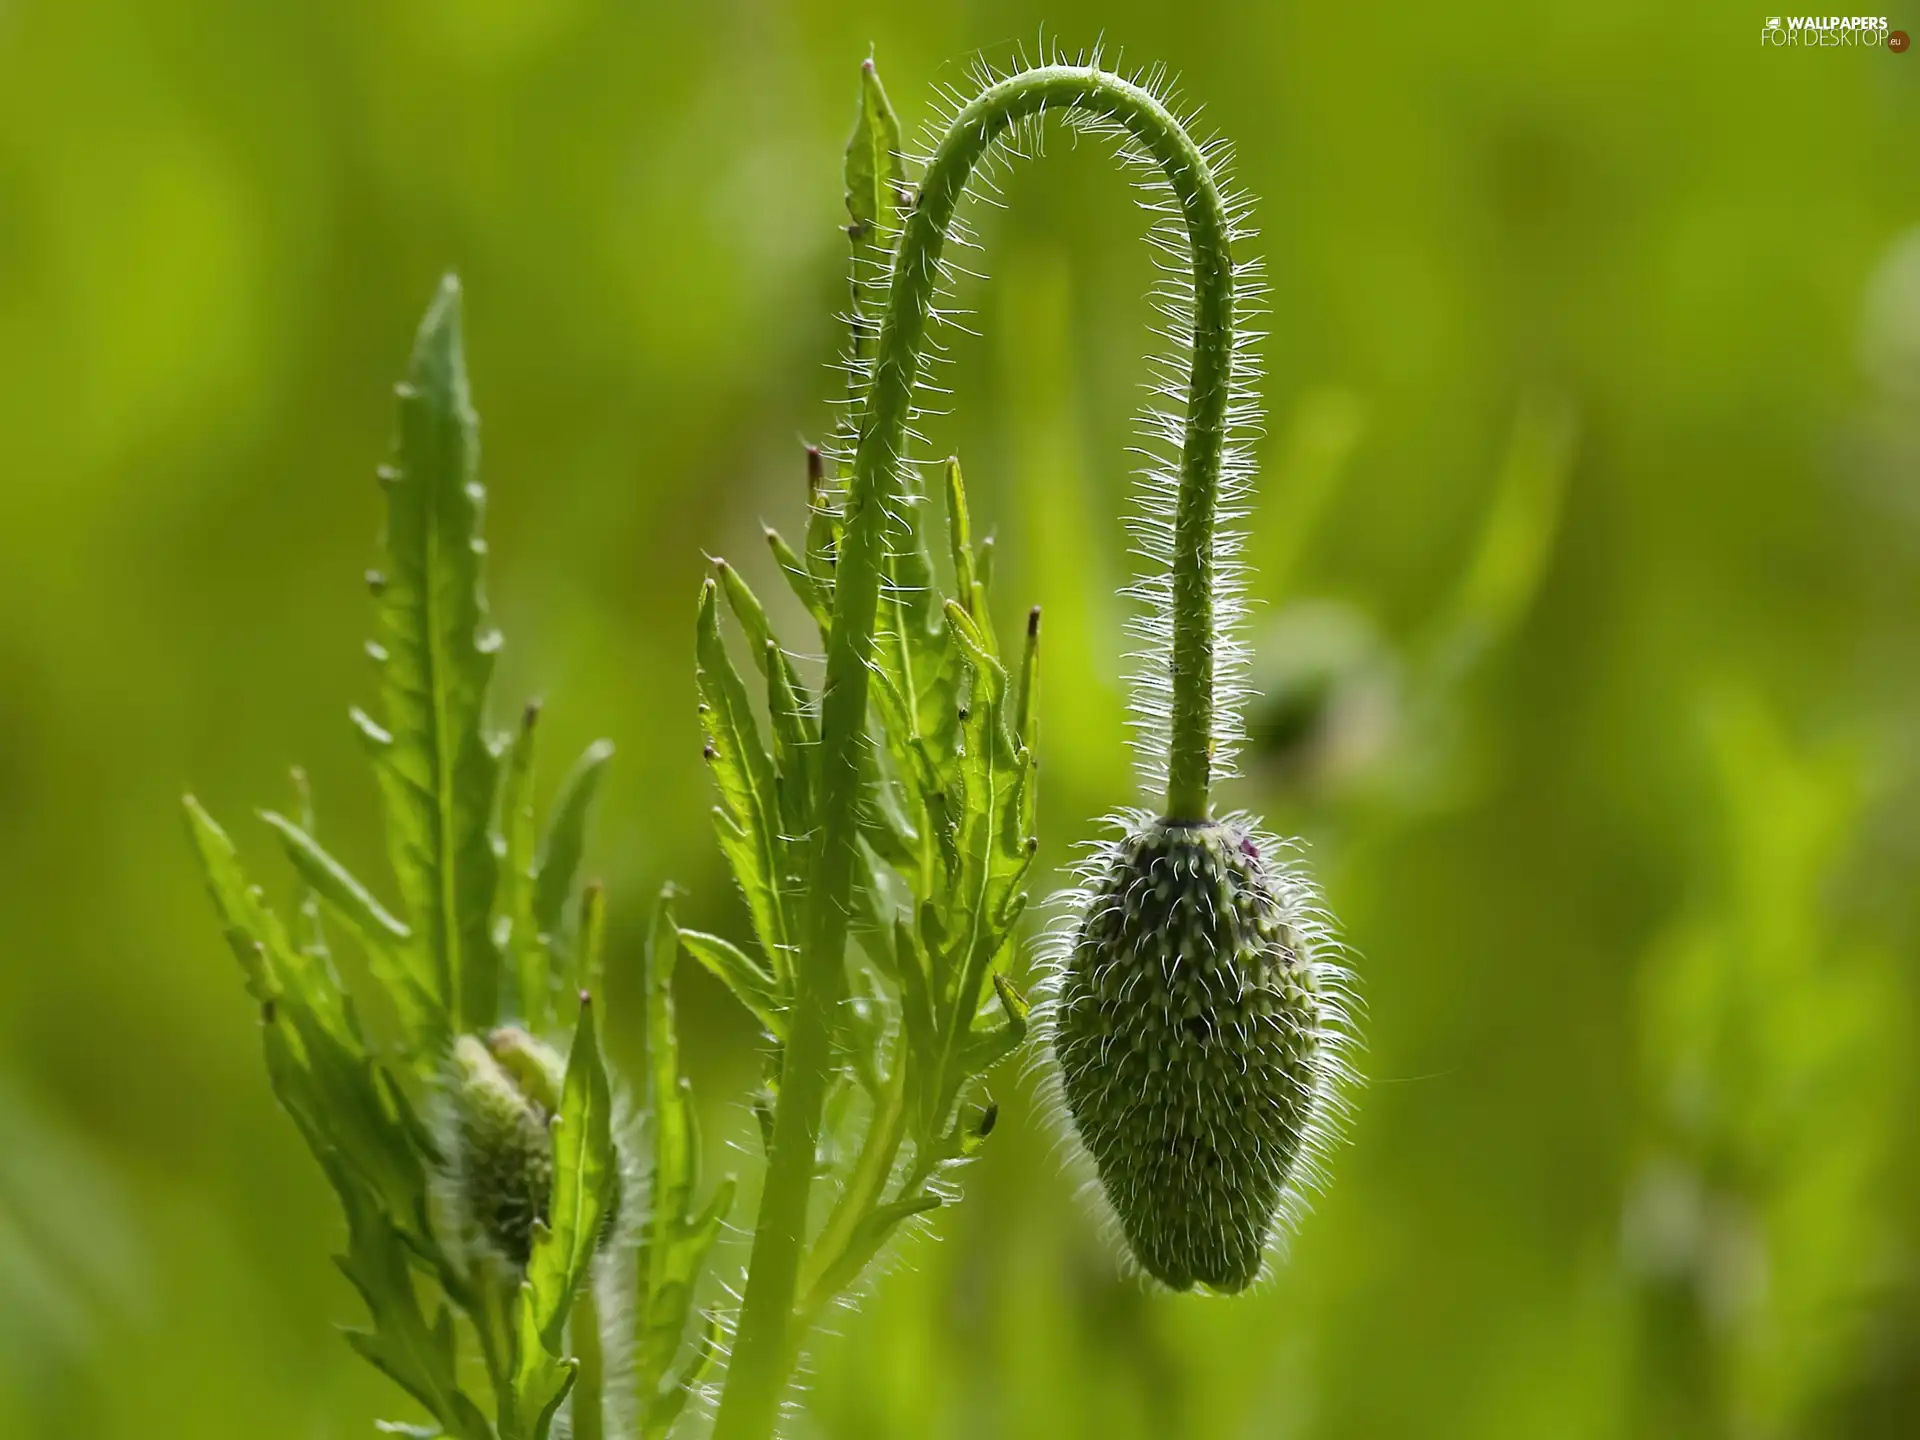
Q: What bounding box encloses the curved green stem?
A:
[712,64,1241,1440]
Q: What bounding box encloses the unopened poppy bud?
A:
[1054,816,1348,1292]
[449,1034,555,1268]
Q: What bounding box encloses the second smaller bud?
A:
[449,1026,622,1268]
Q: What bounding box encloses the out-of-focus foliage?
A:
[3,3,1920,1437]
[1623,691,1905,1439]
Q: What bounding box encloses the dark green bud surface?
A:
[1056,817,1326,1292]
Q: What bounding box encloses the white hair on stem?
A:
[822,41,1266,809]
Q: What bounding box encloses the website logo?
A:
[1760,15,1900,45]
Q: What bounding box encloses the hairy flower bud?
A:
[449,1032,557,1268]
[1054,816,1345,1292]
[447,1026,625,1269]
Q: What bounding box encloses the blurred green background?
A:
[4,1,1920,1436]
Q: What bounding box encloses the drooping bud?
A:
[1054,816,1342,1293]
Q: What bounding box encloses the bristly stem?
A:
[712,63,1241,1439]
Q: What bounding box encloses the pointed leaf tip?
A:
[408,275,468,401]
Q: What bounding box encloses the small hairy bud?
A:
[449,1032,557,1267]
[448,1026,624,1267]
[1055,816,1336,1292]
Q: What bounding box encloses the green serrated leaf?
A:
[506,1294,577,1440]
[334,1173,492,1440]
[845,55,905,250]
[763,640,817,843]
[846,835,905,976]
[276,999,432,1229]
[838,58,905,469]
[908,600,1036,1130]
[524,995,616,1354]
[961,969,1032,1075]
[892,915,938,1110]
[765,526,831,640]
[804,449,842,587]
[577,880,607,1008]
[289,767,331,961]
[258,810,435,1046]
[369,275,502,1037]
[637,1177,732,1429]
[678,929,785,1040]
[185,796,367,1047]
[532,737,615,967]
[184,795,287,1005]
[880,508,962,762]
[695,579,792,976]
[943,457,988,631]
[714,558,774,658]
[634,892,736,1435]
[643,892,694,1222]
[496,701,546,1028]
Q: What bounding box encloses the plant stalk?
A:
[711,63,1240,1439]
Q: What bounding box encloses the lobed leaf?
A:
[765,525,831,640]
[289,767,331,961]
[695,579,792,979]
[836,57,907,482]
[186,798,440,1255]
[334,1172,492,1440]
[184,795,290,1006]
[367,275,502,1038]
[762,640,817,848]
[637,1178,733,1432]
[496,701,546,1028]
[523,994,617,1353]
[275,999,433,1232]
[505,1297,577,1440]
[961,970,1033,1074]
[258,809,435,1047]
[943,458,990,639]
[532,737,615,973]
[844,55,905,265]
[636,891,736,1434]
[577,880,608,1010]
[642,893,696,1237]
[911,601,1037,1128]
[715,558,774,658]
[678,929,785,1040]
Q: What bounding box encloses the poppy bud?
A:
[1054,816,1347,1292]
[448,1032,557,1268]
